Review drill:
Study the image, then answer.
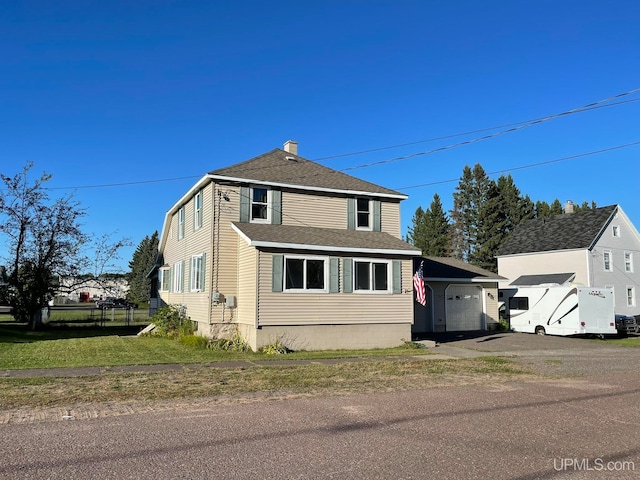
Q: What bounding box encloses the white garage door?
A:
[445,285,483,331]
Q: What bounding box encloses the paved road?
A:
[2,332,640,479]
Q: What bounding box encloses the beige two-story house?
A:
[150,141,420,351]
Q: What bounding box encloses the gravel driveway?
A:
[429,331,640,377]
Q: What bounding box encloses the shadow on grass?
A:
[0,320,148,344]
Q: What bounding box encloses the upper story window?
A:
[251,187,271,223]
[284,256,327,292]
[603,250,612,272]
[624,252,633,273]
[354,259,390,293]
[612,225,620,237]
[177,207,185,240]
[194,190,203,230]
[356,198,371,230]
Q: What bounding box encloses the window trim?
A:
[352,258,392,294]
[194,190,203,230]
[250,186,271,224]
[283,255,329,293]
[603,250,613,272]
[190,254,204,292]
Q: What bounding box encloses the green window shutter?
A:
[272,190,282,225]
[329,257,339,293]
[373,200,381,232]
[239,186,250,223]
[201,253,207,290]
[342,258,353,293]
[347,198,355,230]
[272,254,284,292]
[392,260,402,294]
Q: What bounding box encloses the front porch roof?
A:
[231,222,421,256]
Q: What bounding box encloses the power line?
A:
[314,98,640,162]
[393,140,640,191]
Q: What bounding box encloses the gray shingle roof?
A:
[498,205,617,256]
[210,149,404,197]
[511,273,575,286]
[418,256,505,280]
[232,222,420,255]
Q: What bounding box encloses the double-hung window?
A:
[624,252,633,273]
[627,286,636,307]
[194,190,203,230]
[190,254,205,292]
[603,250,612,272]
[356,198,371,230]
[178,207,185,240]
[354,259,390,292]
[173,261,184,293]
[251,187,270,223]
[284,256,327,292]
[159,267,170,291]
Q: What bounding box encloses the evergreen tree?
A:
[450,164,491,261]
[471,179,502,271]
[423,193,450,256]
[127,231,159,305]
[406,206,428,253]
[549,199,563,215]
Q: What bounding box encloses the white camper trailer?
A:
[501,286,617,336]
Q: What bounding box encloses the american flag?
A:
[413,261,426,306]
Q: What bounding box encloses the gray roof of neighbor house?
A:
[419,256,506,281]
[231,222,421,256]
[209,149,406,198]
[510,273,576,286]
[497,205,618,256]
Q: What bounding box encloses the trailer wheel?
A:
[535,326,546,336]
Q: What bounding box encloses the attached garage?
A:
[412,256,506,336]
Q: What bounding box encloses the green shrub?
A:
[149,305,193,339]
[178,334,209,349]
[401,340,426,350]
[207,329,251,352]
[260,338,292,355]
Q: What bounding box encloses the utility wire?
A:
[393,141,640,191]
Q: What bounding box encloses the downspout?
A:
[208,182,216,325]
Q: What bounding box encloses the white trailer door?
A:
[446,285,483,331]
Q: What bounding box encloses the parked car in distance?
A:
[95,297,138,309]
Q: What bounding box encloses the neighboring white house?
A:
[56,276,129,303]
[150,141,421,351]
[497,204,640,317]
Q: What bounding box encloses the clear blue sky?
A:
[2,1,639,271]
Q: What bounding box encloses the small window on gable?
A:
[603,250,613,272]
[194,190,203,230]
[356,198,371,230]
[251,187,270,223]
[612,225,620,237]
[178,207,185,240]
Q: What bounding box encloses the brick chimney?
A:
[284,140,298,155]
[565,200,574,214]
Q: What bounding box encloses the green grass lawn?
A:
[0,318,432,370]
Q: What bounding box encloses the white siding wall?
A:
[498,250,588,286]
